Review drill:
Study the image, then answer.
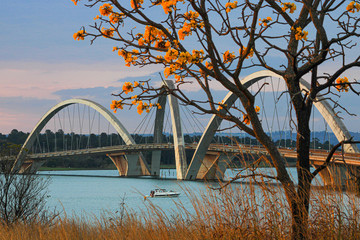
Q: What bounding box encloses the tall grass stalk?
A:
[0,181,360,239]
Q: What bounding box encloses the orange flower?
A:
[178,22,192,40]
[154,40,170,49]
[259,17,272,27]
[347,1,360,13]
[109,13,123,24]
[335,77,350,92]
[164,48,179,62]
[73,30,86,40]
[118,50,138,66]
[110,100,123,113]
[242,106,259,125]
[293,26,308,41]
[225,1,238,13]
[134,81,140,87]
[164,65,177,78]
[205,61,213,70]
[191,49,204,63]
[102,27,115,38]
[99,3,113,16]
[138,38,145,46]
[122,82,134,94]
[243,114,250,125]
[136,101,149,115]
[184,10,199,20]
[131,0,144,9]
[281,2,296,13]
[217,101,227,110]
[176,51,192,65]
[223,50,235,63]
[71,0,80,6]
[240,47,254,59]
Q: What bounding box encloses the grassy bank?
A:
[1,181,360,239]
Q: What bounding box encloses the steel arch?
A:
[186,70,359,179]
[12,98,150,173]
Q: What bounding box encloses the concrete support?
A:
[151,95,167,176]
[164,80,188,180]
[194,153,233,180]
[108,153,148,176]
[312,162,355,186]
[19,160,45,174]
[108,154,128,176]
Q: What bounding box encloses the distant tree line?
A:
[0,129,333,169]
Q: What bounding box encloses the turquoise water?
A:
[40,168,320,217]
[41,169,210,217]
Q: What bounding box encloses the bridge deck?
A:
[2,144,360,166]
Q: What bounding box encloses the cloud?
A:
[0,61,162,99]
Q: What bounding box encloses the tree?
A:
[72,1,360,238]
[0,144,54,225]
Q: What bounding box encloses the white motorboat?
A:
[147,189,180,198]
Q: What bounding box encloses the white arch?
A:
[151,80,187,179]
[186,70,359,179]
[12,98,149,173]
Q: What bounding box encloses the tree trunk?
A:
[289,101,312,239]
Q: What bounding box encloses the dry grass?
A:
[0,181,359,239]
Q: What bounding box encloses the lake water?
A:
[40,168,320,217]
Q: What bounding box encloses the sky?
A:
[0,0,359,136]
[0,0,165,134]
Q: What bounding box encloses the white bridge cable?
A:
[56,110,64,151]
[310,105,316,149]
[182,105,205,131]
[97,112,101,147]
[179,108,192,136]
[280,90,291,148]
[323,118,331,150]
[164,104,173,143]
[66,106,74,151]
[53,115,57,152]
[107,121,112,146]
[257,78,271,138]
[86,106,98,149]
[269,76,282,143]
[45,127,50,153]
[77,104,83,149]
[132,106,156,144]
[179,105,201,141]
[62,108,66,150]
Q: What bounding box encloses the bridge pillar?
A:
[191,152,233,180]
[19,160,45,174]
[108,153,149,176]
[164,80,188,180]
[312,162,353,186]
[151,95,167,176]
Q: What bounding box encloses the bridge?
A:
[7,70,360,185]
